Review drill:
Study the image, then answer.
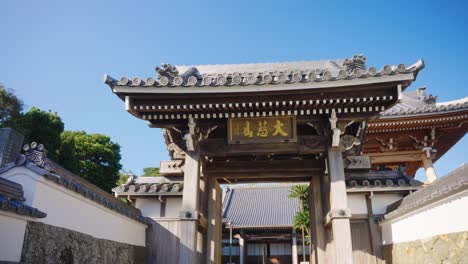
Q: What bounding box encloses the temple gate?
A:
[105,55,425,264]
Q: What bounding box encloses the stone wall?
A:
[21,221,145,264]
[382,231,468,264]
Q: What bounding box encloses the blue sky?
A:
[1,0,467,180]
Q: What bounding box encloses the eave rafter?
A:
[367,112,468,133]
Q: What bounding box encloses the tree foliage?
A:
[142,167,160,177]
[58,131,122,193]
[1,88,124,193]
[0,85,23,130]
[290,184,311,260]
[116,172,129,186]
[21,107,64,161]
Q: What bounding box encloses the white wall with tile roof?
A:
[1,167,147,247]
[380,190,468,245]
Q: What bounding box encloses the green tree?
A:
[141,167,160,177]
[58,131,122,192]
[289,184,310,262]
[21,107,64,160]
[0,85,23,130]
[116,172,129,186]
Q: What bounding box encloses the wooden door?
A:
[350,220,376,264]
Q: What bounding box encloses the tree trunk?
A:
[302,227,306,262]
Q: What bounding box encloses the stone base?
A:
[382,231,468,264]
[21,221,145,264]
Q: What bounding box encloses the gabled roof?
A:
[222,185,300,229]
[104,55,424,89]
[382,88,468,117]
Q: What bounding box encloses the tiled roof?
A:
[0,177,46,218]
[113,176,183,196]
[0,142,152,225]
[383,164,468,221]
[222,185,300,229]
[346,170,423,189]
[104,55,424,88]
[382,88,468,117]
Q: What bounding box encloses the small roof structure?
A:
[113,176,183,197]
[222,185,300,229]
[381,88,468,117]
[365,88,468,176]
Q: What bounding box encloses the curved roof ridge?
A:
[175,57,346,74]
[436,97,468,106]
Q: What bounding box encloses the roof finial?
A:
[343,54,367,74]
[23,142,49,169]
[156,63,179,78]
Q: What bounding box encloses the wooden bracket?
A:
[343,155,371,170]
[324,208,352,227]
[159,160,184,175]
[179,210,199,220]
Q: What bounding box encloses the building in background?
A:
[104,55,467,264]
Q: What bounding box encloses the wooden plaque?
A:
[228,116,297,144]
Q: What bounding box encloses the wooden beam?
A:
[199,136,327,156]
[207,159,322,181]
[214,181,222,263]
[205,176,222,264]
[421,153,437,183]
[366,194,383,263]
[367,150,423,164]
[309,176,327,264]
[327,149,354,264]
[178,150,201,264]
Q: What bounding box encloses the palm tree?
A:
[289,184,310,262]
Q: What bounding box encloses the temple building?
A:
[102,54,467,264]
[1,55,466,264]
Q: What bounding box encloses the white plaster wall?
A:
[1,167,40,206]
[371,194,403,215]
[2,167,147,247]
[136,198,161,218]
[347,194,368,214]
[165,197,182,217]
[0,212,27,262]
[381,191,468,244]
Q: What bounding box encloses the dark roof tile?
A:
[222,185,300,229]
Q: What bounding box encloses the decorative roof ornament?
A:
[424,94,437,104]
[155,64,201,86]
[23,142,49,169]
[156,63,179,78]
[343,54,367,74]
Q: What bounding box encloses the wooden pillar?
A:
[366,194,383,263]
[309,176,326,264]
[292,231,298,264]
[206,175,222,264]
[234,234,245,264]
[421,154,437,183]
[327,149,353,264]
[179,150,201,264]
